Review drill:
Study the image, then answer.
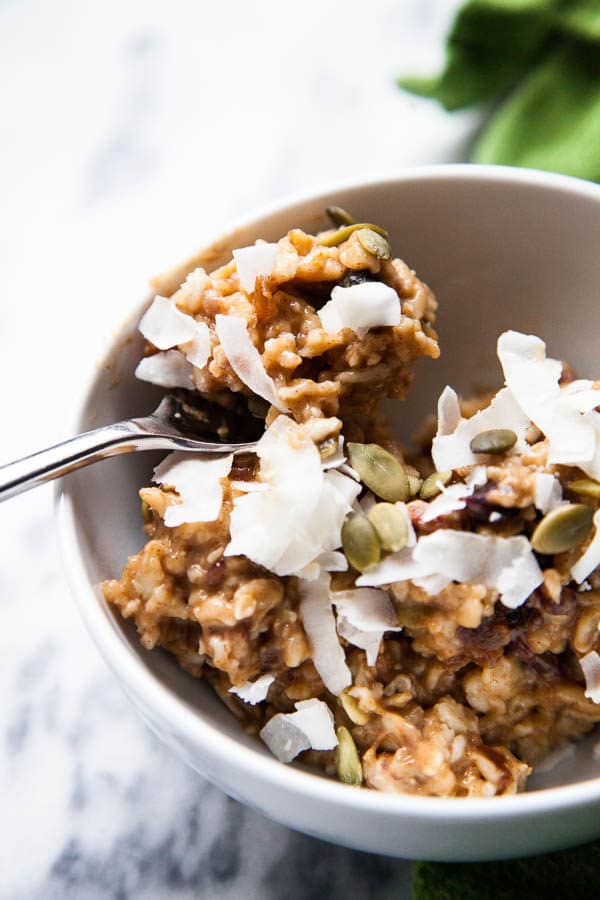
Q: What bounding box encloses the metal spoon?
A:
[0,396,257,502]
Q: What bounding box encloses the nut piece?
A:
[357,228,392,260]
[325,205,355,227]
[569,478,600,499]
[319,222,388,247]
[342,513,381,573]
[347,443,410,502]
[469,429,518,455]
[531,503,594,555]
[335,726,363,786]
[339,691,370,725]
[420,470,452,500]
[368,502,409,552]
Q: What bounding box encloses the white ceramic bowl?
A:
[57,166,600,861]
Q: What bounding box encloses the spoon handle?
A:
[0,422,163,501]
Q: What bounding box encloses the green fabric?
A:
[398,0,600,179]
[413,840,600,899]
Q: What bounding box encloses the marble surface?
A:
[0,1,478,897]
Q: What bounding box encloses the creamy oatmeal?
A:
[103,210,600,797]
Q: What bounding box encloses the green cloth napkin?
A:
[399,0,600,180]
[413,840,600,898]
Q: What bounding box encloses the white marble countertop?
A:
[0,1,477,896]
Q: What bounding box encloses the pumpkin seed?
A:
[319,222,389,248]
[339,691,370,726]
[347,442,410,502]
[419,470,452,500]
[342,513,381,572]
[326,205,355,228]
[368,502,409,552]
[531,503,594,554]
[568,478,600,500]
[335,726,363,786]
[469,428,518,455]
[247,395,270,419]
[408,474,422,497]
[357,228,392,260]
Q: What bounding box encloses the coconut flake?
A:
[153,451,233,526]
[215,314,288,413]
[420,467,486,523]
[432,387,529,472]
[299,574,352,695]
[534,473,563,514]
[437,386,461,436]
[297,550,348,581]
[229,673,274,705]
[233,242,279,293]
[498,331,597,468]
[135,349,195,389]
[181,321,211,368]
[259,699,337,763]
[581,651,600,703]
[138,296,199,349]
[318,281,401,338]
[571,509,600,584]
[226,416,323,573]
[358,529,542,607]
[332,587,401,665]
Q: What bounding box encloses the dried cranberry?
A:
[464,482,518,524]
[340,269,377,288]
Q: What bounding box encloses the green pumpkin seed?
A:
[342,513,381,572]
[335,726,363,786]
[408,474,422,497]
[319,222,389,248]
[469,429,518,455]
[247,395,270,419]
[568,478,600,500]
[368,502,409,552]
[531,503,594,555]
[347,443,410,502]
[339,691,370,726]
[419,470,452,500]
[326,206,355,228]
[357,228,392,260]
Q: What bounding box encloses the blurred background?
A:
[0,1,482,897]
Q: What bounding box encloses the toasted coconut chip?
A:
[534,472,563,514]
[437,385,461,436]
[571,509,600,584]
[318,281,401,338]
[561,380,600,414]
[358,530,542,607]
[138,296,198,349]
[181,321,211,369]
[233,242,279,293]
[299,574,352,696]
[229,673,275,705]
[153,451,233,526]
[135,349,195,389]
[260,699,337,763]
[298,551,348,581]
[215,314,288,413]
[498,331,598,469]
[432,387,529,472]
[413,573,453,595]
[333,587,401,666]
[226,416,323,571]
[581,651,600,704]
[321,437,346,471]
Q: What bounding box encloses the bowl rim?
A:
[57,163,600,822]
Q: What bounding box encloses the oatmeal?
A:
[103,209,600,797]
